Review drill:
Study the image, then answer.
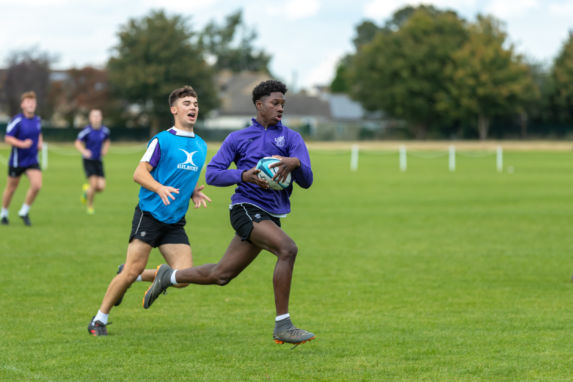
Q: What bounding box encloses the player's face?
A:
[257,92,285,126]
[171,96,199,129]
[89,110,102,129]
[21,97,37,117]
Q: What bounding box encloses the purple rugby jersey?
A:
[6,113,42,168]
[205,118,313,216]
[77,125,110,161]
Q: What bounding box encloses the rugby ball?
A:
[256,157,292,190]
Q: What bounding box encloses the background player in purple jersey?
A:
[75,109,110,215]
[1,91,43,226]
[143,80,316,346]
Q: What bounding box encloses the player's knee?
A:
[278,241,298,262]
[122,267,143,283]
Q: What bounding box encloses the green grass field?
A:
[1,143,573,381]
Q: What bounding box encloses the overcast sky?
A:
[1,0,571,90]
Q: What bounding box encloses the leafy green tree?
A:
[348,6,468,137]
[551,31,573,122]
[107,10,217,133]
[330,55,352,93]
[199,10,271,73]
[437,15,538,139]
[330,21,380,93]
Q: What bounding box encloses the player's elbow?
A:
[205,171,216,186]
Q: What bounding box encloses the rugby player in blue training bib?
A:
[1,91,43,226]
[143,80,316,347]
[75,109,110,215]
[88,86,211,336]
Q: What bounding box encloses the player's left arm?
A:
[101,139,110,157]
[205,134,243,187]
[272,133,313,188]
[37,134,43,151]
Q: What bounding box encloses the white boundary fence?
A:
[349,144,504,172]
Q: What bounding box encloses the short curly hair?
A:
[252,80,287,104]
[169,85,198,107]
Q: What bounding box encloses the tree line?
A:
[331,5,573,139]
[1,6,572,139]
[0,9,270,134]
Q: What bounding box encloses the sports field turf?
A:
[1,142,573,381]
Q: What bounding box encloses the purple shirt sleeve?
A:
[288,132,313,189]
[5,116,21,137]
[205,135,244,186]
[141,138,161,168]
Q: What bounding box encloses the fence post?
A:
[399,145,407,172]
[496,146,503,172]
[42,142,48,170]
[448,145,455,172]
[350,144,359,172]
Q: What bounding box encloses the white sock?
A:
[170,270,178,285]
[18,204,30,216]
[93,310,109,325]
[136,275,142,281]
[275,313,290,321]
[1,208,8,218]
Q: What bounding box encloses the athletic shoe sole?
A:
[142,264,171,309]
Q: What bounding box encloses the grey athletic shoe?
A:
[1,216,8,225]
[88,316,109,336]
[143,264,172,309]
[273,318,316,346]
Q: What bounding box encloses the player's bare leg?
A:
[1,176,20,224]
[2,176,21,209]
[87,175,101,210]
[159,243,193,287]
[101,240,152,313]
[143,221,315,345]
[143,235,260,308]
[89,240,152,336]
[23,169,42,206]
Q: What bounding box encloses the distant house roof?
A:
[285,93,331,119]
[216,70,271,116]
[326,94,364,120]
[215,71,333,120]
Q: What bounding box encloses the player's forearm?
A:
[74,140,87,155]
[5,136,27,148]
[133,162,162,192]
[205,165,243,186]
[101,140,110,156]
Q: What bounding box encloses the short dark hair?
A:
[169,85,198,107]
[252,80,287,104]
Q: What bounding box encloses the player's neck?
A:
[174,122,194,133]
[23,111,35,118]
[255,116,271,129]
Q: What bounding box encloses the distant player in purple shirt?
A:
[1,91,43,226]
[75,109,110,214]
[143,80,316,346]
